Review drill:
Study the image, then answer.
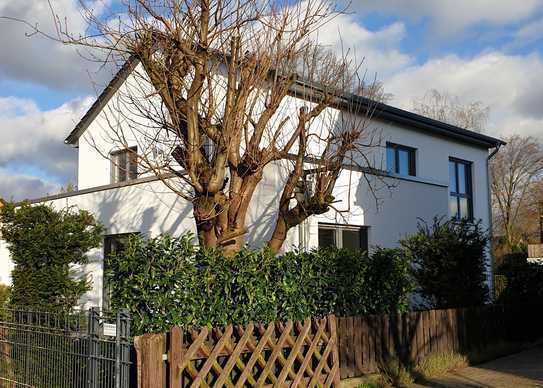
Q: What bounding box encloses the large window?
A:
[318,223,369,252]
[110,147,138,183]
[103,233,137,309]
[449,158,473,220]
[386,142,416,176]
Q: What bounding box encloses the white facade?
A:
[0,63,502,307]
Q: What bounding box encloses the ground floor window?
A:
[103,233,138,309]
[318,223,369,252]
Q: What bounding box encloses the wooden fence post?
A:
[169,327,183,388]
[134,333,165,388]
[329,315,341,387]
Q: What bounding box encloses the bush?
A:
[401,217,489,309]
[0,284,10,308]
[496,259,543,304]
[0,202,104,310]
[106,233,413,335]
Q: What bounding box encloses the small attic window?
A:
[110,147,138,183]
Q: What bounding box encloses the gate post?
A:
[115,309,131,388]
[87,307,100,388]
[134,333,165,388]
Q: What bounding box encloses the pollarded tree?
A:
[38,0,382,255]
[0,202,104,310]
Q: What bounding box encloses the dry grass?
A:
[414,352,468,379]
[378,357,414,387]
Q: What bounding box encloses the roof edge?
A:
[64,56,140,145]
[65,57,505,149]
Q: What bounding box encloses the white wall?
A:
[1,65,496,306]
[0,164,300,307]
[0,241,13,285]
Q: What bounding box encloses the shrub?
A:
[0,202,104,310]
[106,233,413,335]
[401,217,490,309]
[414,352,467,379]
[496,259,543,304]
[0,284,10,308]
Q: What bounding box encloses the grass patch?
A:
[355,383,383,388]
[378,357,414,387]
[414,352,468,379]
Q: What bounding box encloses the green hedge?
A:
[400,217,490,309]
[497,259,543,304]
[106,233,413,335]
[0,202,104,310]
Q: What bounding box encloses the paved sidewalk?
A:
[416,346,543,388]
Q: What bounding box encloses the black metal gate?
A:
[0,307,131,388]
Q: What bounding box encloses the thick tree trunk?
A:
[197,222,218,248]
[268,216,289,254]
[192,173,262,257]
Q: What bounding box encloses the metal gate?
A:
[0,307,131,388]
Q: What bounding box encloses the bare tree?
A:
[490,135,543,250]
[412,89,489,132]
[20,0,383,255]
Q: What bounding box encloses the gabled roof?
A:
[64,57,139,146]
[65,58,505,149]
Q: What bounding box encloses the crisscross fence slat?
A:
[134,315,340,387]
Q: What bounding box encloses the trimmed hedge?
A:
[106,233,413,335]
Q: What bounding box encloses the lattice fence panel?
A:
[135,315,340,388]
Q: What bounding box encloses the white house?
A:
[0,59,505,307]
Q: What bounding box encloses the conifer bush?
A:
[0,202,103,310]
[401,217,490,309]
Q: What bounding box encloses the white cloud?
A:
[0,168,60,202]
[510,17,543,48]
[0,96,92,195]
[315,15,412,77]
[0,0,109,90]
[384,52,543,141]
[351,0,542,36]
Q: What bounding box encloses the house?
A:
[0,59,505,306]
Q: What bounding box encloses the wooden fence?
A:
[338,304,543,379]
[528,243,543,259]
[134,315,340,387]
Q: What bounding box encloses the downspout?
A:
[487,143,502,302]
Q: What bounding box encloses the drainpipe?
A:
[487,143,502,302]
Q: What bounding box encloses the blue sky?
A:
[1,0,543,200]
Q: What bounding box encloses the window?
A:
[318,223,369,252]
[110,147,138,183]
[449,158,473,220]
[103,233,137,309]
[386,142,416,176]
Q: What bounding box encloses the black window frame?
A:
[318,223,369,252]
[386,142,417,177]
[110,146,138,183]
[449,157,474,221]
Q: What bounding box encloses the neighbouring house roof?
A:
[65,57,506,149]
